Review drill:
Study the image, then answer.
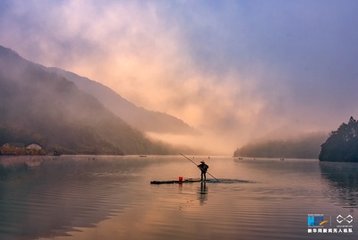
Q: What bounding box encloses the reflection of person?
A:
[198,181,208,205]
[197,161,209,181]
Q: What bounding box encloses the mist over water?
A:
[0,2,357,240]
[0,156,356,240]
[1,1,358,153]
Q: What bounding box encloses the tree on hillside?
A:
[319,117,358,162]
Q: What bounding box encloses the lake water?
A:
[0,155,357,240]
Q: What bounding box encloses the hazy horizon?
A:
[1,0,358,153]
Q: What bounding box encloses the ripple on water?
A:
[0,157,357,240]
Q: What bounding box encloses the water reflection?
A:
[0,156,150,240]
[197,182,208,205]
[1,156,358,240]
[319,162,358,208]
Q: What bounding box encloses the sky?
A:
[1,0,358,153]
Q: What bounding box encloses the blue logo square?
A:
[307,216,315,226]
[307,215,324,227]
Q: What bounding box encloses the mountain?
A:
[319,117,358,162]
[234,133,327,159]
[49,68,196,135]
[0,45,173,155]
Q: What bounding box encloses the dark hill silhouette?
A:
[319,117,358,162]
[49,68,196,135]
[0,45,173,155]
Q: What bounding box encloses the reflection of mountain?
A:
[0,157,148,240]
[50,68,196,135]
[0,45,173,154]
[319,162,358,208]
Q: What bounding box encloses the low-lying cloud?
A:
[1,0,358,153]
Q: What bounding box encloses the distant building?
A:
[0,143,45,155]
[25,143,45,155]
[2,143,24,148]
[0,143,26,155]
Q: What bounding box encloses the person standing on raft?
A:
[197,161,209,181]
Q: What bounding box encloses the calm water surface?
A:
[0,155,357,240]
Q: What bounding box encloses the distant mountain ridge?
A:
[234,133,327,159]
[49,68,196,135]
[0,45,174,154]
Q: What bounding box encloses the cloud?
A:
[1,0,358,153]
